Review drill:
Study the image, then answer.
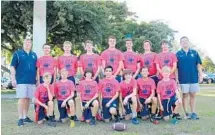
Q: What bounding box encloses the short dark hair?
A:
[180,36,189,43]
[84,68,94,77]
[160,39,169,46]
[143,40,152,46]
[104,65,113,71]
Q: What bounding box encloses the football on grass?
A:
[112,122,127,131]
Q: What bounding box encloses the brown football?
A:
[112,122,127,131]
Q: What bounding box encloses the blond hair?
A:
[161,66,171,73]
[42,72,52,79]
[63,41,72,46]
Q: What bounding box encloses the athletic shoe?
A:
[89,118,96,126]
[47,120,56,127]
[23,117,33,123]
[17,119,24,126]
[70,120,75,128]
[173,113,182,120]
[74,115,79,121]
[131,117,139,125]
[171,117,178,124]
[189,113,199,120]
[96,113,103,121]
[150,115,159,124]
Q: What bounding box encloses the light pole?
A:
[33,0,46,57]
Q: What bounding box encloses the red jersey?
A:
[137,77,156,99]
[79,53,101,74]
[57,55,78,76]
[99,78,120,98]
[120,78,137,98]
[36,56,57,76]
[54,80,75,101]
[78,80,98,101]
[123,51,140,73]
[157,79,177,100]
[155,52,177,79]
[101,49,124,74]
[140,52,157,76]
[35,84,54,103]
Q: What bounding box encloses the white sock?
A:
[132,112,137,118]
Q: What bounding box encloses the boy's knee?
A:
[68,99,74,106]
[131,96,137,104]
[48,101,54,107]
[109,107,116,115]
[92,100,99,107]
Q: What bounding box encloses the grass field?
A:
[1,89,215,135]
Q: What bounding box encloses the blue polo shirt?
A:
[10,49,37,84]
[176,49,202,84]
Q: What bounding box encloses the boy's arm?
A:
[47,87,53,101]
[171,62,177,75]
[157,94,162,106]
[133,62,141,79]
[37,68,40,85]
[36,99,48,108]
[10,66,16,87]
[113,61,123,77]
[156,64,162,75]
[87,93,99,104]
[125,88,137,99]
[99,91,103,109]
[62,90,74,104]
[198,64,203,83]
[148,89,155,100]
[175,89,182,101]
[93,66,101,80]
[108,91,119,105]
[53,67,57,83]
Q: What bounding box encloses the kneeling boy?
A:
[35,72,56,127]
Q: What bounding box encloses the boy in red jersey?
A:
[79,40,101,83]
[54,68,76,127]
[34,72,56,127]
[157,66,182,123]
[78,69,99,125]
[99,66,120,122]
[120,69,139,124]
[137,67,158,123]
[101,36,124,82]
[37,43,57,84]
[123,39,141,79]
[57,41,78,84]
[140,40,159,84]
[155,40,177,80]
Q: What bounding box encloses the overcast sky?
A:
[122,0,215,63]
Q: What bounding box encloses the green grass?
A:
[1,89,215,135]
[1,89,16,94]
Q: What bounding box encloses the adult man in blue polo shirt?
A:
[176,36,203,120]
[10,39,37,126]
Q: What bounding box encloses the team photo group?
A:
[10,35,203,128]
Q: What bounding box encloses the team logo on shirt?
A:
[85,89,91,94]
[60,88,67,96]
[126,56,134,64]
[165,85,174,96]
[142,89,148,94]
[65,64,71,69]
[88,63,93,67]
[43,63,49,68]
[41,91,48,101]
[144,60,150,67]
[166,89,172,95]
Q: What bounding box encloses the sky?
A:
[122,0,215,63]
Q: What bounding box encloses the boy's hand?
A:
[43,105,48,110]
[105,102,111,108]
[145,98,151,104]
[61,101,66,107]
[44,84,49,89]
[84,102,90,109]
[12,79,17,87]
[160,105,164,111]
[139,103,143,110]
[178,98,182,104]
[123,98,128,105]
[122,107,126,115]
[81,105,84,112]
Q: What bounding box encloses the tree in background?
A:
[1,1,175,58]
[202,57,215,73]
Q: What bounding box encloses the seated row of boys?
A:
[35,65,182,127]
